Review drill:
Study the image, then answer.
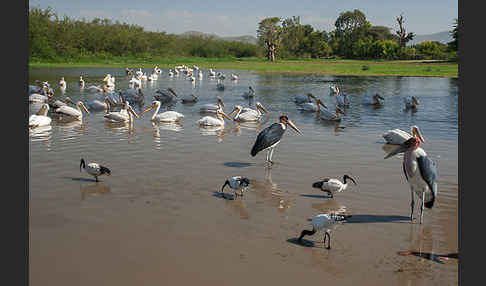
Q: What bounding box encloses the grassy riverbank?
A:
[29,57,458,78]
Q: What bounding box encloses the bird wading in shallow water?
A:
[384,135,437,224]
[297,213,350,249]
[80,158,111,182]
[221,176,251,199]
[312,175,357,198]
[251,115,302,165]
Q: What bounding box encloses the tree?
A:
[333,9,370,57]
[257,17,282,62]
[448,18,458,51]
[396,14,415,48]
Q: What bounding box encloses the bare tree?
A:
[257,17,282,62]
[396,14,415,48]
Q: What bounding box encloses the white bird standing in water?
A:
[382,125,423,145]
[80,158,111,182]
[59,77,66,90]
[384,134,437,224]
[297,213,350,249]
[139,100,184,123]
[29,104,52,129]
[312,175,357,198]
[221,176,251,199]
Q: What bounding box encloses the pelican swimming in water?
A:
[104,99,139,123]
[140,100,184,123]
[198,107,232,127]
[242,86,255,99]
[129,76,141,88]
[312,175,357,198]
[221,176,250,199]
[330,85,339,96]
[404,96,420,110]
[294,93,316,104]
[54,98,90,121]
[29,104,52,129]
[383,125,424,145]
[181,94,198,104]
[384,134,436,224]
[59,77,66,89]
[103,74,115,88]
[251,115,302,164]
[362,93,385,106]
[80,158,111,182]
[231,73,239,80]
[336,91,350,107]
[229,102,269,122]
[320,106,345,122]
[79,76,85,87]
[29,87,53,104]
[120,88,144,105]
[199,96,225,114]
[299,98,328,112]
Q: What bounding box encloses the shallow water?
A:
[29,68,458,286]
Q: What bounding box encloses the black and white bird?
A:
[221,176,251,199]
[80,158,111,182]
[251,115,302,164]
[384,136,438,224]
[297,213,350,249]
[312,175,357,198]
[404,96,420,110]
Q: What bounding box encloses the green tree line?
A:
[29,7,458,63]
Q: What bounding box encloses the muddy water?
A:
[29,68,458,286]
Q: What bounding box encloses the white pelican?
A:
[199,97,224,114]
[103,74,115,88]
[120,88,144,105]
[148,73,158,81]
[231,73,239,80]
[140,72,148,81]
[154,66,162,75]
[168,69,174,77]
[135,68,143,78]
[336,92,350,107]
[294,93,316,104]
[29,88,52,103]
[29,80,43,94]
[312,175,357,198]
[383,125,423,145]
[384,135,437,224]
[221,176,250,199]
[87,96,112,112]
[320,106,345,122]
[129,76,141,88]
[299,98,327,112]
[140,100,184,123]
[198,70,203,80]
[29,104,52,129]
[242,86,255,99]
[54,98,90,121]
[251,115,302,164]
[104,100,139,123]
[362,93,385,105]
[79,76,85,87]
[404,96,420,110]
[59,77,66,89]
[80,158,111,182]
[330,85,339,96]
[209,68,216,77]
[198,108,232,127]
[297,213,350,249]
[154,88,178,104]
[230,102,269,122]
[48,96,71,109]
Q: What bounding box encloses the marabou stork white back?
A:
[250,115,302,164]
[384,135,437,224]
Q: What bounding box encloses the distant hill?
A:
[408,31,453,46]
[179,31,258,45]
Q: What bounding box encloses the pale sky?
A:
[29,0,457,37]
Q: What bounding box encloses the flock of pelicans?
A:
[29,65,437,250]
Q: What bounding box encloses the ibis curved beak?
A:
[287,119,302,135]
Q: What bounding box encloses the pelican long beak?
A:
[168,88,178,97]
[336,108,345,115]
[128,106,139,118]
[103,75,110,82]
[307,93,316,100]
[257,104,269,114]
[220,111,232,121]
[384,143,408,159]
[228,107,239,117]
[80,103,90,114]
[319,101,328,109]
[412,127,425,143]
[139,105,155,117]
[376,94,385,100]
[287,119,302,135]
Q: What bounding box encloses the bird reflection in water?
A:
[54,120,87,141]
[224,198,249,220]
[311,199,348,216]
[251,166,292,213]
[151,121,183,150]
[80,183,111,200]
[30,125,52,151]
[199,125,232,143]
